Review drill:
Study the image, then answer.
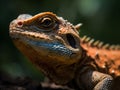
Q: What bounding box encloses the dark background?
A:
[0,0,120,81]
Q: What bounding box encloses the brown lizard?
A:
[9,12,120,90]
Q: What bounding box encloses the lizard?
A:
[9,12,120,90]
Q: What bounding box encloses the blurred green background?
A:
[0,0,120,81]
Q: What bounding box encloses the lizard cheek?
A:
[66,34,77,49]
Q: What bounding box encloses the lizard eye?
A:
[41,18,52,27]
[38,17,56,30]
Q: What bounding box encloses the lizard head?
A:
[9,12,82,84]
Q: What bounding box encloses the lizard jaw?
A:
[25,39,80,58]
[10,29,80,60]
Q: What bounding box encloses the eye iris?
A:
[41,18,52,27]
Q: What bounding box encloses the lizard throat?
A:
[27,40,74,57]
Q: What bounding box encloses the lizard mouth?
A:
[66,34,77,49]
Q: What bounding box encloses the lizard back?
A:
[80,36,120,77]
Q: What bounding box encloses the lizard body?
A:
[9,12,120,90]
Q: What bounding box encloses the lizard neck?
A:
[66,46,97,89]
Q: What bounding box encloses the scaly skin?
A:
[9,12,120,90]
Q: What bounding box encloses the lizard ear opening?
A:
[75,23,82,31]
[66,34,76,48]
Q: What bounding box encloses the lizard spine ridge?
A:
[81,35,120,50]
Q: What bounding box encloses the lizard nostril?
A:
[17,21,23,27]
[66,34,76,48]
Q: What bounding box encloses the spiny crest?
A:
[58,17,74,27]
[58,17,82,31]
[75,23,82,31]
[81,36,120,50]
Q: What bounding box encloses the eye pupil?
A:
[41,18,52,27]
